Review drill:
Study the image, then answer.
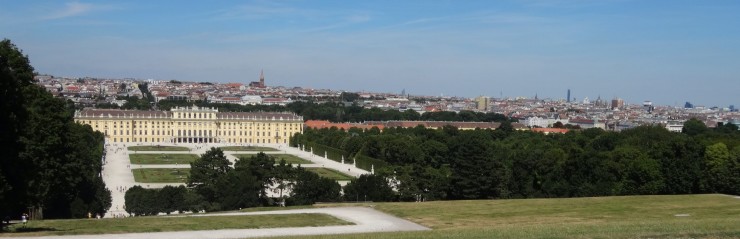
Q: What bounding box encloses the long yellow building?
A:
[74,106,304,144]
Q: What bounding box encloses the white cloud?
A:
[346,14,371,23]
[210,2,313,21]
[43,1,94,20]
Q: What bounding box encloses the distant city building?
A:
[684,101,694,109]
[475,96,490,111]
[611,98,625,110]
[569,118,606,130]
[567,89,571,103]
[305,120,519,131]
[524,116,569,128]
[248,69,266,88]
[74,106,303,144]
[594,95,607,108]
[665,121,684,132]
[643,101,654,113]
[208,95,263,105]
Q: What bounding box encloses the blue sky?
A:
[1,0,739,107]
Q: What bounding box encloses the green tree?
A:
[343,174,395,202]
[289,169,341,205]
[0,39,35,217]
[216,169,261,210]
[124,186,159,216]
[682,118,708,136]
[158,185,187,214]
[234,152,275,202]
[612,147,664,195]
[273,160,298,200]
[1,39,110,219]
[188,147,232,203]
[701,143,732,193]
[448,131,508,199]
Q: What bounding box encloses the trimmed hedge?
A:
[297,142,388,172]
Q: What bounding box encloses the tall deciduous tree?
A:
[343,174,395,202]
[0,39,34,217]
[701,143,732,193]
[188,147,231,203]
[290,169,341,205]
[1,39,110,219]
[682,118,708,136]
[449,131,509,199]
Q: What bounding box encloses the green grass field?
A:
[3,194,737,238]
[305,167,354,181]
[219,146,278,151]
[1,213,351,237]
[128,145,190,151]
[233,154,313,165]
[131,168,190,183]
[301,194,740,239]
[129,154,198,164]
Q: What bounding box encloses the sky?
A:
[1,0,739,107]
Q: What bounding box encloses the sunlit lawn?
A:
[305,168,354,181]
[234,154,313,165]
[131,168,189,183]
[129,154,198,164]
[4,194,736,238]
[295,194,740,239]
[128,145,190,151]
[220,146,278,151]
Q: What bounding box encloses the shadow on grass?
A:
[11,226,60,233]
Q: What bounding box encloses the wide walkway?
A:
[13,207,430,239]
[102,143,370,218]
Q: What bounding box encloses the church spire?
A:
[259,69,264,87]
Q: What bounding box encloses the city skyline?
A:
[2,0,739,107]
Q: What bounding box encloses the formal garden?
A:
[129,154,199,164]
[132,168,190,183]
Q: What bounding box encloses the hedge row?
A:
[297,142,388,172]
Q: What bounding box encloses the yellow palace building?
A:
[74,106,304,144]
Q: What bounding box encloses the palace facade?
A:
[74,106,303,144]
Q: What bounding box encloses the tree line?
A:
[154,99,511,123]
[1,39,111,220]
[294,119,740,201]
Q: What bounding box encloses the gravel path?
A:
[13,207,430,239]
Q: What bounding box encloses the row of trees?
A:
[125,149,343,215]
[1,39,111,219]
[151,99,512,123]
[294,119,740,201]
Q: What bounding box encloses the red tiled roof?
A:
[304,120,384,130]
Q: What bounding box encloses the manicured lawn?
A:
[131,168,189,183]
[299,194,740,239]
[305,168,354,181]
[220,146,278,151]
[233,154,313,165]
[1,213,351,237]
[128,145,190,151]
[129,154,198,164]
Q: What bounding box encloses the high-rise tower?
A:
[567,89,571,102]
